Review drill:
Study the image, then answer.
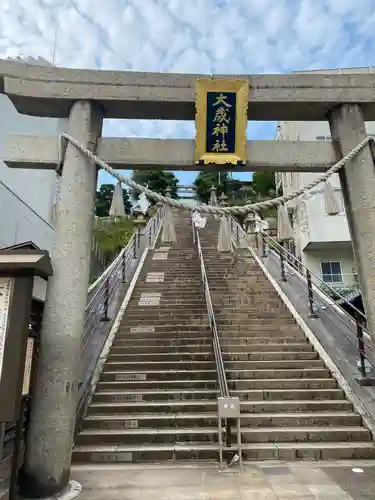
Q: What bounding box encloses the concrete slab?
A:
[71,462,375,500]
[3,136,337,173]
[3,58,375,120]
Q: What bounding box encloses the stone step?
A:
[120,319,211,326]
[119,319,298,329]
[100,368,330,381]
[93,391,219,403]
[240,426,371,443]
[124,307,208,314]
[140,265,202,270]
[241,400,353,413]
[132,287,203,293]
[123,312,209,320]
[75,427,219,446]
[215,319,297,325]
[88,400,353,415]
[96,377,337,391]
[72,441,375,463]
[75,424,370,447]
[107,352,215,362]
[72,443,218,463]
[129,298,207,306]
[92,388,346,404]
[112,336,308,345]
[110,341,212,350]
[83,411,361,430]
[106,351,318,362]
[227,368,330,379]
[109,343,313,354]
[103,359,325,371]
[135,282,203,288]
[218,330,306,338]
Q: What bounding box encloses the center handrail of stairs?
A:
[228,215,375,383]
[195,227,229,399]
[193,220,243,469]
[75,207,163,433]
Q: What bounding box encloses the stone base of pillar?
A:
[19,480,82,500]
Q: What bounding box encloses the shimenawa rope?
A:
[61,133,374,215]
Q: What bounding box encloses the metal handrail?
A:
[263,231,366,322]
[228,215,366,321]
[194,226,229,398]
[228,216,375,379]
[75,207,163,430]
[193,222,244,469]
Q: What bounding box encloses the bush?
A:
[94,218,135,264]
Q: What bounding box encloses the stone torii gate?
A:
[2,58,375,497]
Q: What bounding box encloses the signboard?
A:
[0,277,14,380]
[194,78,249,165]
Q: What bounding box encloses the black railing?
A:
[260,231,375,381]
[75,208,163,431]
[228,216,375,383]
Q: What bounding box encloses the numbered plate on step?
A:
[90,453,132,462]
[111,394,143,402]
[138,293,161,306]
[146,272,165,283]
[153,253,168,260]
[116,373,146,381]
[130,326,155,333]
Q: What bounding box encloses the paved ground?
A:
[72,461,375,499]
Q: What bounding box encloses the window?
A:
[321,261,343,283]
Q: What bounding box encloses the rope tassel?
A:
[323,180,340,216]
[217,215,232,252]
[277,204,293,242]
[161,203,177,244]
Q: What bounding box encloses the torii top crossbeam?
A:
[2,58,375,121]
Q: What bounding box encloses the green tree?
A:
[95,183,132,217]
[252,171,276,197]
[193,171,231,203]
[131,170,178,201]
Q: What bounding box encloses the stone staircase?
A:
[198,216,375,460]
[73,210,375,464]
[73,211,222,463]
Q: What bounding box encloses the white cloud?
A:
[0,0,375,184]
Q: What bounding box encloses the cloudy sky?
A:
[1,0,375,187]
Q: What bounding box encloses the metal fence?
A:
[228,216,375,383]
[76,208,163,430]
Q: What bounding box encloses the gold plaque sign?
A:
[194,78,249,165]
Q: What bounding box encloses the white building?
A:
[0,56,68,301]
[276,67,375,291]
[0,56,68,252]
